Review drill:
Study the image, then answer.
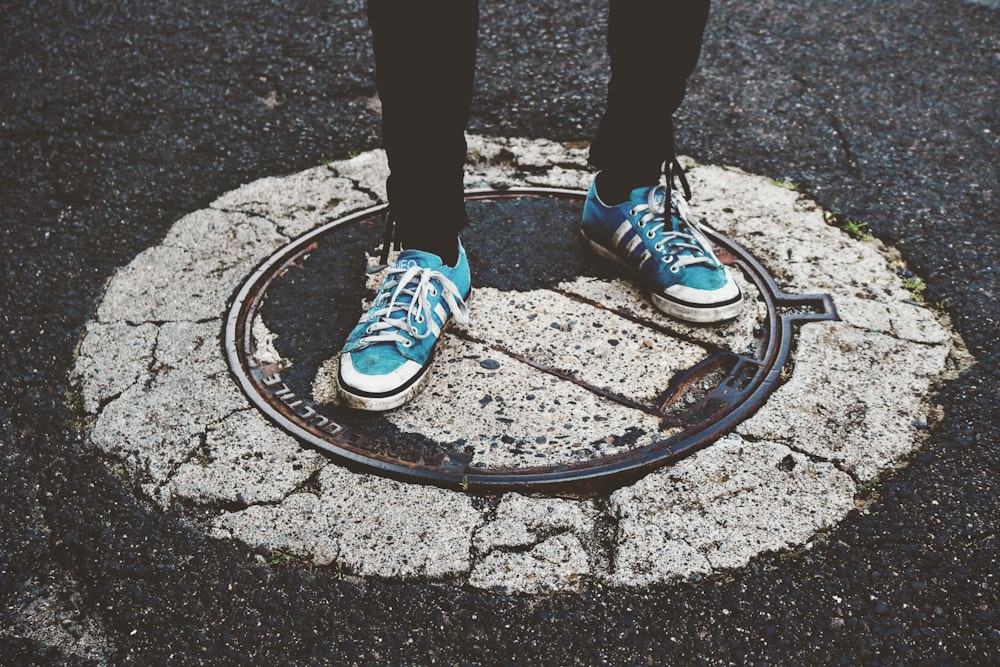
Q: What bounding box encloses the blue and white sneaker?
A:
[581,177,743,323]
[337,242,471,411]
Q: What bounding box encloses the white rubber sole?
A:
[337,362,433,412]
[580,229,743,324]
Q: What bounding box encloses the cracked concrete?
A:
[609,435,856,586]
[168,409,327,507]
[737,321,951,481]
[71,136,960,594]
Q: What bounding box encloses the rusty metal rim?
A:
[224,188,837,494]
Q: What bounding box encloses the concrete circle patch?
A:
[72,136,961,593]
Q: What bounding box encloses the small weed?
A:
[266,547,295,566]
[779,365,793,382]
[902,277,926,301]
[320,151,360,166]
[461,475,470,492]
[771,178,797,191]
[841,219,872,241]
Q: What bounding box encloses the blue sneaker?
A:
[337,242,471,411]
[581,177,743,323]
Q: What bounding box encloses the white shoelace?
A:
[359,265,469,348]
[632,188,722,272]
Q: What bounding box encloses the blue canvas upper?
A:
[338,244,471,407]
[580,175,743,323]
[582,181,731,293]
[340,243,471,382]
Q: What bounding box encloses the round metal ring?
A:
[224,188,837,494]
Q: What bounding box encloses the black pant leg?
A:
[367,1,479,257]
[589,0,711,190]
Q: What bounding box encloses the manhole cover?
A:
[225,188,837,493]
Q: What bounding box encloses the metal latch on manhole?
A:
[224,189,837,494]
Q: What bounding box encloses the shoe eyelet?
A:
[670,265,681,274]
[429,287,437,296]
[629,208,638,217]
[646,231,655,239]
[402,340,413,347]
[415,315,424,323]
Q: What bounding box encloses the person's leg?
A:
[367,0,479,265]
[337,1,478,411]
[582,0,743,324]
[588,0,710,203]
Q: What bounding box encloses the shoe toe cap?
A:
[662,266,742,305]
[339,350,423,395]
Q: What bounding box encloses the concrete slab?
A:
[72,136,961,594]
[470,533,592,595]
[315,338,670,468]
[737,320,951,481]
[609,435,856,586]
[96,210,288,324]
[168,409,327,506]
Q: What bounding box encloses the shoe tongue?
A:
[381,250,439,322]
[629,185,668,214]
[393,249,442,271]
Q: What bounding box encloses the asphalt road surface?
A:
[2,0,998,664]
